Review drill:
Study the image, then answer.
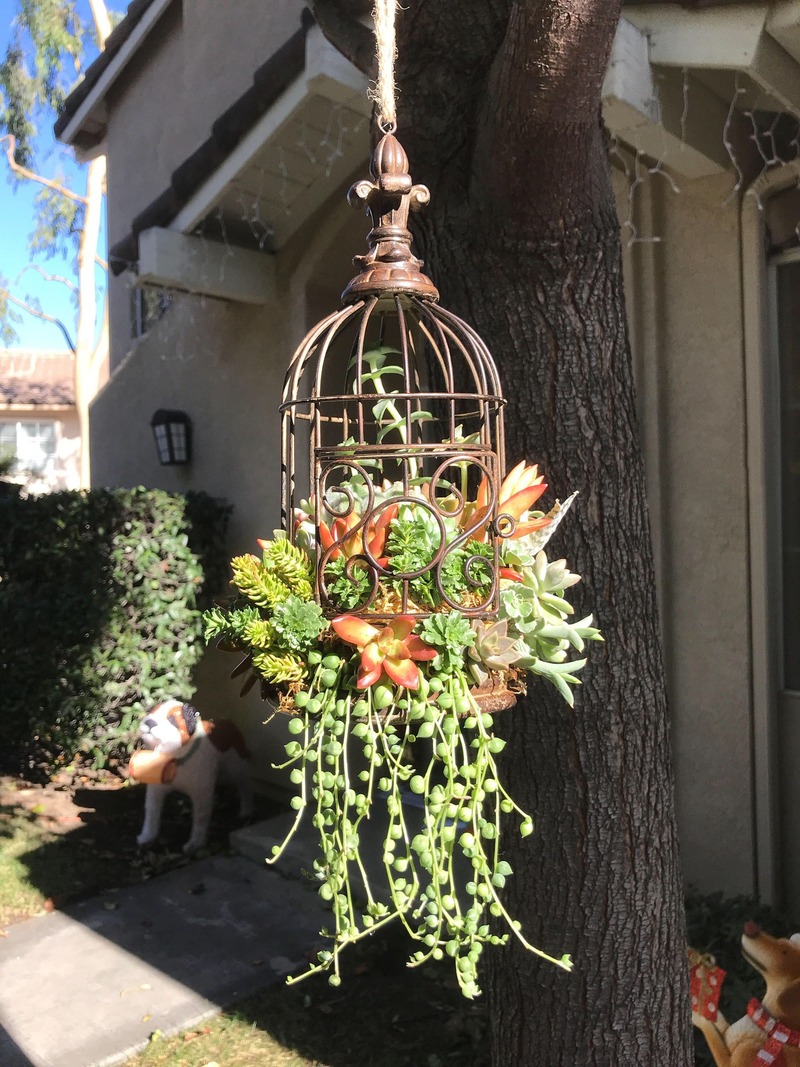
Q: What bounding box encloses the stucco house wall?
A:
[615,165,756,897]
[103,0,305,368]
[91,189,363,787]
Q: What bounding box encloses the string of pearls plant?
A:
[205,460,601,998]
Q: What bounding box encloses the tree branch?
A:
[2,135,88,205]
[88,0,112,45]
[2,291,77,351]
[95,255,109,272]
[310,0,376,77]
[13,264,78,294]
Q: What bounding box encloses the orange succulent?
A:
[332,614,436,690]
[499,566,524,583]
[466,461,550,543]
[319,504,398,568]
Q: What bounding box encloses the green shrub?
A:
[685,888,797,1066]
[0,487,231,777]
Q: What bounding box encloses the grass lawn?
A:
[0,773,152,926]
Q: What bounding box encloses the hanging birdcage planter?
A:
[283,137,512,638]
[204,4,601,1000]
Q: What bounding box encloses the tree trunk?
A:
[74,153,107,488]
[393,1,692,1063]
[312,0,692,1059]
[74,0,112,489]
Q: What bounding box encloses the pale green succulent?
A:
[468,618,525,686]
[498,550,603,707]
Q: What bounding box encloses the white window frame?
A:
[0,419,60,476]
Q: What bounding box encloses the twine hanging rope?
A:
[370,0,398,133]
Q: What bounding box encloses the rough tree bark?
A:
[313,1,692,1063]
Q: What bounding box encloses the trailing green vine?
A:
[205,456,601,997]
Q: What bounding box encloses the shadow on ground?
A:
[226,924,492,1067]
[0,777,281,919]
[1,777,492,1067]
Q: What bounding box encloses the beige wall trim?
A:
[137,228,276,305]
[741,161,800,904]
[604,19,727,177]
[748,34,800,118]
[304,22,369,105]
[625,5,768,68]
[626,3,800,116]
[169,78,307,236]
[768,2,800,65]
[57,0,175,156]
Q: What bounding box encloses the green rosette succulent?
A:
[498,550,602,706]
[468,618,525,686]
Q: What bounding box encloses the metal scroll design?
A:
[315,451,506,618]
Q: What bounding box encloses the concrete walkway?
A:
[0,814,328,1067]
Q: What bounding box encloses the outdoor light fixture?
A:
[150,409,192,466]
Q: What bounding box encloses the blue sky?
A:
[1,0,115,351]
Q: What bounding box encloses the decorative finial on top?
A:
[341,133,439,303]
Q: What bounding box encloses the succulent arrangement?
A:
[205,459,601,997]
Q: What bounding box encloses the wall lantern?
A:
[151,409,192,465]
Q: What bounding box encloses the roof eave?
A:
[55,0,174,152]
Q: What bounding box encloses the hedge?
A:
[0,487,231,777]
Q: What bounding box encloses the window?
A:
[0,420,57,476]
[131,285,174,339]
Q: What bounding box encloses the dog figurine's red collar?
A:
[748,999,800,1065]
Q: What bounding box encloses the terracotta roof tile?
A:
[0,350,75,406]
[0,379,75,406]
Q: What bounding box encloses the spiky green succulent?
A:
[251,650,306,684]
[230,554,292,609]
[261,536,314,600]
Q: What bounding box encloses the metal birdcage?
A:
[281,134,510,621]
